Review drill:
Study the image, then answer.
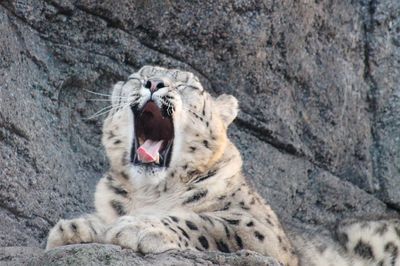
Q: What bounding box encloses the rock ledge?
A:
[0,244,280,266]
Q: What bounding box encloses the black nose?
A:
[144,79,165,92]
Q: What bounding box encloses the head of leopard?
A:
[102,66,239,186]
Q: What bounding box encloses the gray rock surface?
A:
[0,244,279,266]
[0,0,399,264]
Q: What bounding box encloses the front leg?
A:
[46,214,105,250]
[103,211,297,266]
[103,212,237,254]
[103,215,182,253]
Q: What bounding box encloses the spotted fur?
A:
[47,66,399,266]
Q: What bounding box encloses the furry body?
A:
[47,66,399,266]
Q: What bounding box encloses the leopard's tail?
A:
[290,219,400,266]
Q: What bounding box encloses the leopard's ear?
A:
[215,94,239,127]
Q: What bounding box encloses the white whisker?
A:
[84,89,127,98]
[159,99,175,116]
[84,105,114,120]
[87,103,132,120]
[87,98,114,102]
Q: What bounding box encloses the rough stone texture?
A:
[0,0,399,264]
[366,0,400,207]
[1,244,280,266]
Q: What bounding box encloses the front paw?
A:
[46,218,98,250]
[104,216,180,253]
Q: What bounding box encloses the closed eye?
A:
[176,84,203,92]
[127,76,143,84]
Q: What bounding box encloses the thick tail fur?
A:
[291,219,400,266]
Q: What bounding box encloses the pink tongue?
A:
[137,139,163,163]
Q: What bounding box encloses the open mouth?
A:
[131,101,174,167]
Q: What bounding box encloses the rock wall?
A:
[0,0,399,263]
